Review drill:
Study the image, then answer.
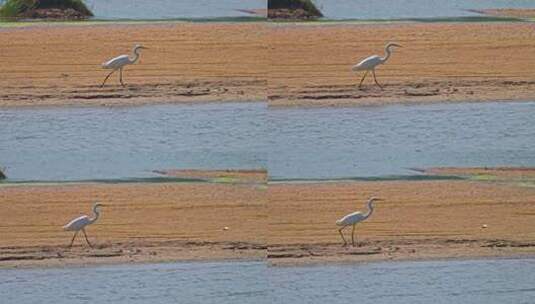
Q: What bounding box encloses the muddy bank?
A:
[268,178,535,265]
[268,22,535,107]
[0,22,266,107]
[0,182,266,268]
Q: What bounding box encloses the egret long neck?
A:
[130,48,141,64]
[90,208,100,223]
[381,46,393,63]
[364,201,374,219]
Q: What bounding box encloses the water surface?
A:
[0,261,269,304]
[84,0,265,20]
[268,101,535,179]
[0,102,266,181]
[270,258,535,303]
[313,0,535,20]
[2,258,535,303]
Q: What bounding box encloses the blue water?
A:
[268,101,535,179]
[1,258,535,303]
[3,101,535,181]
[0,0,265,20]
[313,0,535,20]
[84,0,265,20]
[0,102,267,181]
[270,258,535,303]
[0,261,270,304]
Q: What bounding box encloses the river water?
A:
[84,0,265,20]
[1,258,535,303]
[269,101,535,179]
[0,102,267,181]
[313,0,535,20]
[2,101,535,181]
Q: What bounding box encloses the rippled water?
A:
[268,101,535,179]
[3,101,535,181]
[84,0,265,20]
[270,258,535,303]
[0,103,266,181]
[313,0,535,20]
[1,259,535,303]
[0,261,270,304]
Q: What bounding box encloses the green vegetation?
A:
[268,0,323,18]
[0,0,93,19]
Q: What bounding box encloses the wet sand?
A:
[268,22,535,107]
[0,23,266,107]
[268,179,535,265]
[0,182,266,268]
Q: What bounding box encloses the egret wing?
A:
[63,215,91,231]
[102,55,130,69]
[353,55,382,71]
[336,211,365,226]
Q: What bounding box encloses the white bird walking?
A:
[63,202,105,248]
[101,44,148,87]
[336,197,383,247]
[352,42,402,89]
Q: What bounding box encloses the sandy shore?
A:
[2,22,535,107]
[0,182,266,268]
[268,22,535,107]
[0,22,266,107]
[2,167,535,267]
[268,178,535,265]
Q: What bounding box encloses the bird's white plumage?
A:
[352,42,401,88]
[102,55,131,69]
[63,215,91,231]
[352,55,382,71]
[336,197,382,246]
[63,202,104,247]
[100,44,147,87]
[336,211,367,226]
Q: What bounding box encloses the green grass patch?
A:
[212,176,239,184]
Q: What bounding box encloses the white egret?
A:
[101,44,148,87]
[352,42,402,89]
[63,202,105,248]
[336,197,383,246]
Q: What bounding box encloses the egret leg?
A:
[358,70,369,88]
[351,224,356,247]
[101,70,115,87]
[338,226,348,246]
[82,228,93,248]
[68,231,78,248]
[372,70,383,90]
[119,68,125,87]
